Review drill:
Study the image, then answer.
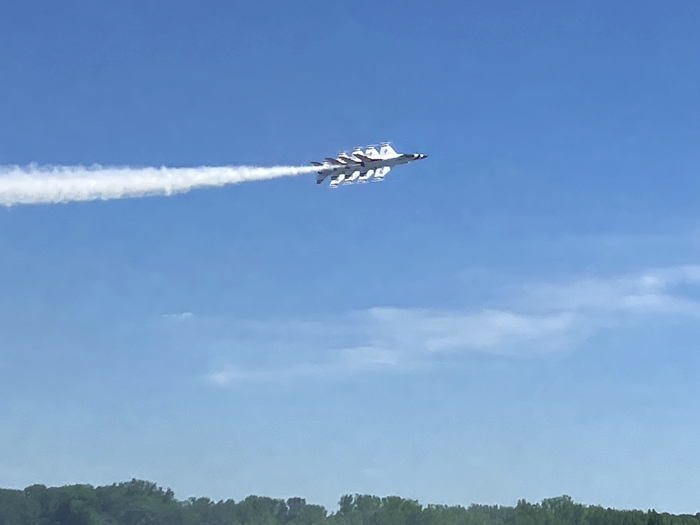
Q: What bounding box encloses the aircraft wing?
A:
[374,166,391,178]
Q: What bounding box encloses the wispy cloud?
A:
[189,265,700,385]
[520,265,700,317]
[161,312,194,321]
[365,307,578,354]
[206,346,402,385]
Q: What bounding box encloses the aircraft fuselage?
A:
[313,146,427,187]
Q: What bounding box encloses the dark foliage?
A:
[0,480,697,525]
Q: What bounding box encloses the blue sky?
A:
[2,0,700,514]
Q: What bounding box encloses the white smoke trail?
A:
[0,164,321,206]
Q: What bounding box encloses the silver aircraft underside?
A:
[311,143,427,187]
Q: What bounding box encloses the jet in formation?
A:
[311,143,427,187]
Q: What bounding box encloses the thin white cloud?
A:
[161,312,194,321]
[366,307,578,353]
[193,265,700,385]
[520,265,700,317]
[204,347,402,386]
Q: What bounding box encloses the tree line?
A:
[0,479,697,525]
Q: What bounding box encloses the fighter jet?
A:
[311,143,427,187]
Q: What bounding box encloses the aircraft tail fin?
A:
[365,146,380,158]
[379,143,397,157]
